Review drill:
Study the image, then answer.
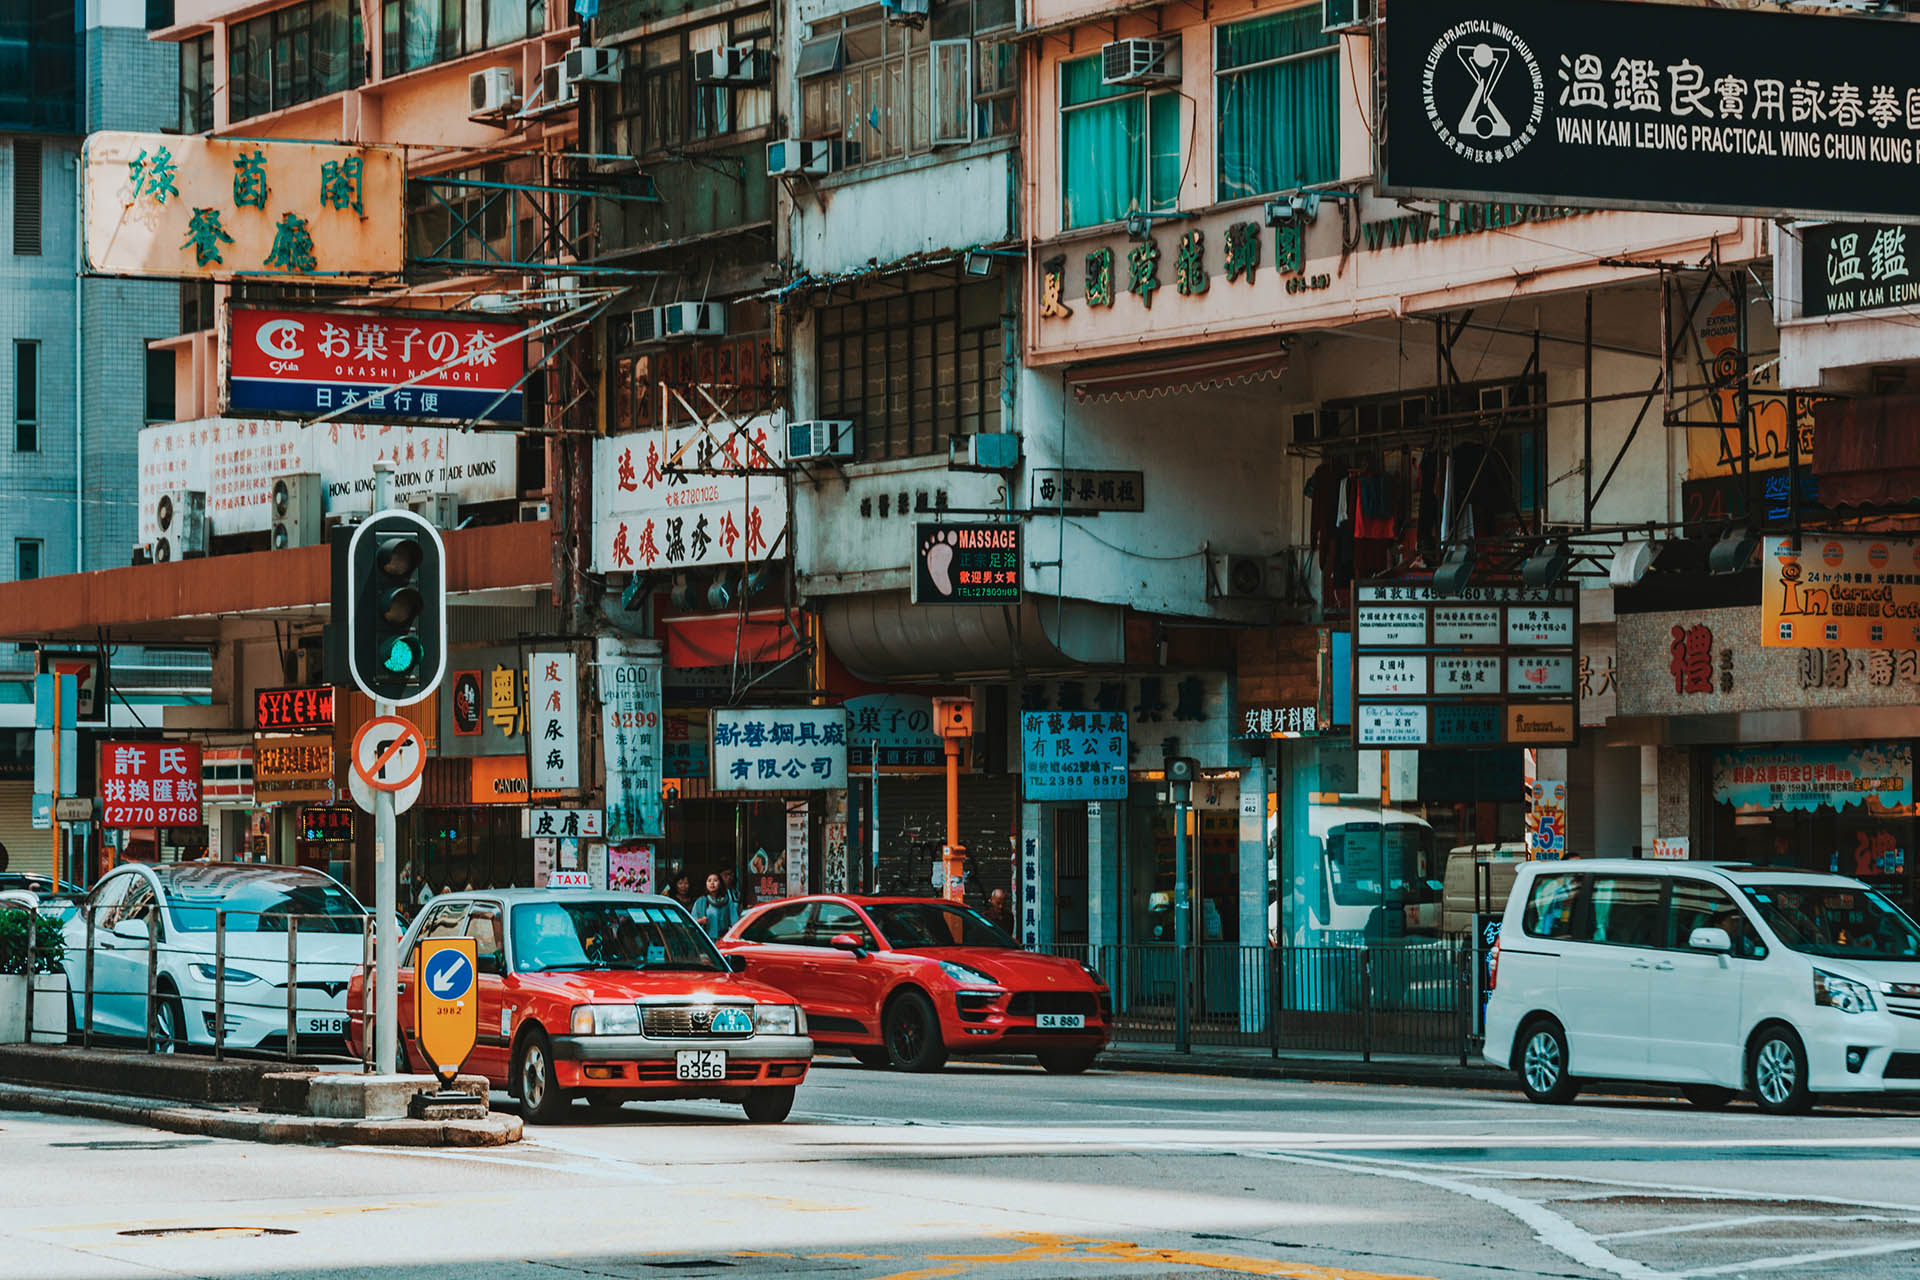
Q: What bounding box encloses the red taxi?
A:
[348,889,812,1123]
[719,895,1109,1073]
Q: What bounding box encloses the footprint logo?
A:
[923,529,957,597]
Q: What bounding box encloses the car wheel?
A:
[1750,1025,1812,1115]
[514,1029,570,1125]
[1681,1084,1734,1110]
[395,1037,414,1075]
[1516,1019,1580,1105]
[883,990,947,1073]
[1038,1048,1098,1075]
[850,1046,891,1069]
[742,1086,796,1123]
[151,989,187,1055]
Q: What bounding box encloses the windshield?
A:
[510,899,725,973]
[164,868,366,934]
[1326,823,1440,907]
[867,902,1017,949]
[1740,883,1920,961]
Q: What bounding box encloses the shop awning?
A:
[664,610,800,669]
[1813,395,1920,507]
[821,593,1124,680]
[1067,340,1288,403]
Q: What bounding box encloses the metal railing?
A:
[1048,939,1474,1062]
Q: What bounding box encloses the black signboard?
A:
[1801,223,1920,317]
[1383,0,1920,221]
[256,684,335,732]
[912,523,1021,605]
[298,806,354,842]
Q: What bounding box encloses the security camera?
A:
[1264,199,1295,227]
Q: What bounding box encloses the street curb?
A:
[0,1081,523,1147]
[1090,1051,1512,1091]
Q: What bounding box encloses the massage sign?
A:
[913,523,1022,605]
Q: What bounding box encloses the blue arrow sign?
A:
[423,948,474,1001]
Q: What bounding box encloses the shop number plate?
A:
[676,1049,727,1081]
[1036,1014,1084,1030]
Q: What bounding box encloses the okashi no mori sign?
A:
[1383,0,1920,221]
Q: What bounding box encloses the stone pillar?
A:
[1018,802,1054,949]
[1086,798,1123,954]
[1238,751,1269,1033]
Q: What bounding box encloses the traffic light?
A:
[343,510,446,705]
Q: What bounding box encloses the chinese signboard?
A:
[83,132,404,280]
[846,694,951,772]
[100,742,203,828]
[1711,743,1913,814]
[523,808,605,839]
[1761,535,1920,650]
[437,648,528,758]
[1024,672,1233,769]
[1029,469,1146,514]
[712,708,849,790]
[527,652,580,792]
[37,650,107,727]
[1353,583,1578,747]
[253,736,337,803]
[224,306,526,427]
[913,523,1022,605]
[1020,711,1129,802]
[137,417,515,545]
[1801,223,1919,318]
[664,709,710,778]
[299,807,354,842]
[598,635,663,840]
[255,685,335,733]
[1382,0,1920,221]
[592,415,786,572]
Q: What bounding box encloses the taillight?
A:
[1487,939,1500,992]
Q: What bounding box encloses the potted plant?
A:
[0,903,68,1044]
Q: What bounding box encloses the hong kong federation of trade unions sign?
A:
[1383,0,1920,221]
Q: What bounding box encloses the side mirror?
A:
[113,917,150,943]
[1689,926,1732,953]
[476,953,503,976]
[724,953,749,973]
[830,932,869,957]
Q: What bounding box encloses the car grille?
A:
[1006,992,1098,1018]
[1884,1052,1920,1079]
[640,1005,755,1039]
[1885,995,1920,1022]
[629,1060,767,1083]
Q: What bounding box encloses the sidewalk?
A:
[1096,1040,1511,1091]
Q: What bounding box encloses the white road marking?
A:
[337,1145,667,1182]
[1596,1213,1920,1242]
[1674,1237,1920,1276]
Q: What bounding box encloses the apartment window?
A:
[145,347,175,423]
[816,280,1001,461]
[15,540,40,581]
[797,0,1015,167]
[407,156,539,266]
[14,340,37,453]
[603,13,772,159]
[12,137,41,256]
[1059,54,1180,230]
[0,4,79,134]
[1215,9,1337,201]
[180,33,214,132]
[229,0,366,122]
[382,0,545,77]
[148,0,176,27]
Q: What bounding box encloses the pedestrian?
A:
[693,872,740,937]
[721,866,753,913]
[670,872,696,908]
[984,887,1014,934]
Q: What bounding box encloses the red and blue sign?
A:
[225,306,526,427]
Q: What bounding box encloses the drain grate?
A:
[119,1227,298,1240]
[54,1140,214,1152]
[640,1263,735,1271]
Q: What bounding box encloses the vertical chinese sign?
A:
[527,653,580,792]
[597,635,664,840]
[100,742,204,828]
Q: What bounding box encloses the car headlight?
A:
[753,1004,805,1035]
[938,960,1002,989]
[1814,969,1877,1014]
[189,963,263,986]
[1079,961,1106,987]
[569,1004,641,1035]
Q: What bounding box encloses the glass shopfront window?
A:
[403,808,530,905]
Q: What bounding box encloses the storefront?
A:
[1707,743,1914,907]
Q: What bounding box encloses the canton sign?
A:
[1385,0,1920,221]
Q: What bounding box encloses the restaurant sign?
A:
[1712,743,1912,814]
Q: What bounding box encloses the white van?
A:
[1485,859,1920,1113]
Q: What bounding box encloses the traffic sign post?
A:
[414,937,479,1090]
[350,716,426,816]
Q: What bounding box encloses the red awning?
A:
[664,610,799,669]
[1813,395,1920,507]
[1068,340,1288,403]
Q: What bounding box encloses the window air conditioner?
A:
[270,473,323,550]
[884,0,931,25]
[948,433,1021,471]
[468,67,517,117]
[786,420,854,461]
[1100,38,1179,87]
[518,500,552,523]
[1322,0,1373,33]
[694,45,771,84]
[631,301,729,345]
[564,45,623,84]
[153,490,208,562]
[408,494,461,531]
[537,62,578,113]
[766,138,837,177]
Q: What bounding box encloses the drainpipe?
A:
[73,147,84,573]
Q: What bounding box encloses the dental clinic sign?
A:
[1384,0,1920,220]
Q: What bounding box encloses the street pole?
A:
[1173,774,1192,1055]
[371,461,399,1075]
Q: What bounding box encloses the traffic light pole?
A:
[370,463,399,1076]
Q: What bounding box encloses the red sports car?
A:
[719,895,1110,1073]
[348,889,812,1123]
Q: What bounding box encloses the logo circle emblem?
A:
[255,319,305,361]
[1422,20,1545,164]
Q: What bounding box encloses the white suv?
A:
[1486,859,1920,1113]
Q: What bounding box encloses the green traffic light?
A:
[379,635,421,675]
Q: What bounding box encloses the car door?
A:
[799,901,887,1039]
[1648,877,1752,1086]
[1555,875,1662,1079]
[103,874,163,1037]
[70,871,135,1034]
[729,901,817,1003]
[464,902,511,1081]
